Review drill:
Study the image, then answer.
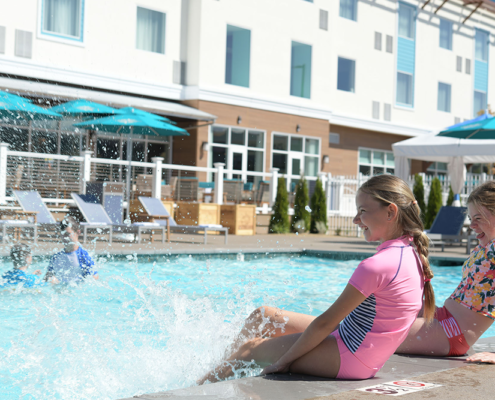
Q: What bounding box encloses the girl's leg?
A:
[238,306,316,340]
[201,333,340,384]
[395,317,450,356]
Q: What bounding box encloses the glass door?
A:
[288,153,303,191]
[228,145,247,180]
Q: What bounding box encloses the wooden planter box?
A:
[220,204,257,235]
[175,202,220,226]
[129,199,174,223]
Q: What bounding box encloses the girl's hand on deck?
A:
[262,361,290,375]
[465,352,495,364]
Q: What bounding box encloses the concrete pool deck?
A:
[119,337,495,400]
[2,233,471,264]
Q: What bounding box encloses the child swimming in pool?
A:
[199,174,435,383]
[0,243,42,288]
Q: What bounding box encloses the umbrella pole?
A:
[126,129,132,221]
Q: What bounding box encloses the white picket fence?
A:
[326,172,495,237]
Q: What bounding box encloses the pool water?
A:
[0,254,492,400]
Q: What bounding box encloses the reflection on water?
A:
[0,255,486,400]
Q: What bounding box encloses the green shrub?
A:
[292,178,310,233]
[446,185,455,206]
[310,178,328,234]
[425,177,443,229]
[412,174,426,222]
[269,177,290,234]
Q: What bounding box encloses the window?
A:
[272,133,320,185]
[466,58,471,74]
[426,162,447,177]
[474,91,487,116]
[384,103,392,121]
[359,148,394,176]
[398,3,415,39]
[136,7,166,54]
[290,42,312,98]
[438,82,451,113]
[456,56,462,72]
[475,30,488,62]
[41,0,83,41]
[372,101,380,119]
[340,0,357,21]
[439,19,452,50]
[386,35,393,53]
[209,125,265,186]
[337,57,355,92]
[225,25,251,88]
[375,32,382,51]
[396,72,413,106]
[319,10,329,30]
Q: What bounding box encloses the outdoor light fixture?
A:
[202,141,209,152]
[237,116,242,124]
[323,155,330,164]
[296,124,301,132]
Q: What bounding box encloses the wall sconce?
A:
[237,116,242,124]
[202,141,209,152]
[296,124,301,132]
[322,155,330,164]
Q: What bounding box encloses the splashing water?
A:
[0,255,491,399]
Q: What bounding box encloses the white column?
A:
[214,162,225,205]
[0,143,9,204]
[80,150,93,195]
[269,168,279,206]
[151,157,164,200]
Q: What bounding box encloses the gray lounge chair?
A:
[71,194,167,244]
[138,196,228,244]
[427,206,468,251]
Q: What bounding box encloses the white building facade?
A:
[0,0,494,183]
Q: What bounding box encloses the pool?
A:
[0,254,491,400]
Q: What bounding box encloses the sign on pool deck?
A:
[357,380,442,396]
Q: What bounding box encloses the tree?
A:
[269,177,290,233]
[412,174,427,222]
[446,185,454,206]
[310,178,328,234]
[425,177,443,229]
[292,178,310,233]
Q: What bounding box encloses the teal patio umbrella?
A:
[0,90,62,120]
[74,113,189,218]
[438,112,495,139]
[50,99,121,116]
[117,107,175,123]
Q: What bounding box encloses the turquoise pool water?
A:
[0,254,491,399]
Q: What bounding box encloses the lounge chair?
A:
[427,206,468,251]
[223,179,243,204]
[138,196,228,244]
[71,194,168,244]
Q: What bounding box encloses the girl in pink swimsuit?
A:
[199,175,436,383]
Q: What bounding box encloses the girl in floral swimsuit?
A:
[394,181,495,362]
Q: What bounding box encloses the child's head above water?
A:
[356,174,435,323]
[10,243,32,269]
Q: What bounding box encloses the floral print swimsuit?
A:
[450,239,495,320]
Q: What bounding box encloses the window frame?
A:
[358,147,395,176]
[475,29,489,62]
[225,24,252,88]
[337,56,356,93]
[290,40,313,99]
[437,82,452,113]
[439,18,453,51]
[396,71,414,107]
[38,0,85,46]
[426,162,448,177]
[339,0,358,22]
[271,132,321,183]
[135,5,167,55]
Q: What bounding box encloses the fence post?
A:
[0,143,9,204]
[214,162,225,205]
[80,150,93,195]
[269,168,279,206]
[338,176,345,214]
[326,172,332,212]
[151,157,164,200]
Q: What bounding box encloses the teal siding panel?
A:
[397,37,415,74]
[474,60,488,93]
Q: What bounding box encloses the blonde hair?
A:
[359,175,435,324]
[468,181,495,219]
